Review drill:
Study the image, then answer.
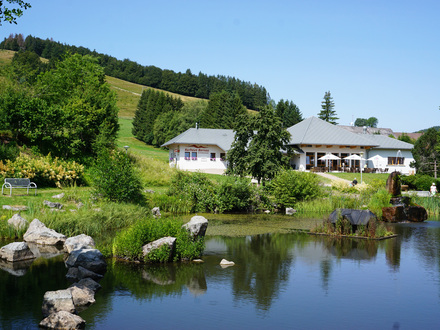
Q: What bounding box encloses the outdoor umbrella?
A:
[319,153,340,170]
[344,154,366,182]
[367,154,385,168]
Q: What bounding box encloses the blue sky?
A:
[2,0,439,132]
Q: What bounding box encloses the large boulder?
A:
[0,242,35,262]
[406,205,428,222]
[42,289,76,317]
[382,206,406,222]
[386,171,401,197]
[64,234,96,254]
[70,278,102,293]
[182,216,208,238]
[23,219,66,246]
[7,213,28,230]
[65,249,107,275]
[286,208,296,215]
[142,236,176,261]
[68,285,95,312]
[328,209,377,226]
[39,311,85,329]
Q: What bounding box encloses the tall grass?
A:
[411,196,440,216]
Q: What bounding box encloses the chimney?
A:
[363,126,367,134]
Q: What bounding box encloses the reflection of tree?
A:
[0,255,69,329]
[221,233,300,312]
[384,237,401,271]
[320,259,332,294]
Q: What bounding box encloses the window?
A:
[184,152,190,160]
[191,152,197,160]
[388,157,404,165]
[220,153,226,161]
[306,152,315,170]
[210,152,216,161]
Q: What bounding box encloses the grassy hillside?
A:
[106,76,208,118]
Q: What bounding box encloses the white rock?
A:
[0,242,35,262]
[64,234,96,253]
[142,236,176,260]
[220,259,235,267]
[182,216,208,237]
[42,289,76,317]
[23,219,66,245]
[7,213,28,230]
[39,311,85,329]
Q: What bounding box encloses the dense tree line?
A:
[133,89,252,147]
[0,34,269,110]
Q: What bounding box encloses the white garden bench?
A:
[1,178,37,196]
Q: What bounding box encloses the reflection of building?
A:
[162,116,415,174]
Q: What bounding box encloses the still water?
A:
[2,222,440,329]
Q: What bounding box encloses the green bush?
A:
[401,174,439,191]
[268,170,321,208]
[90,150,143,203]
[168,171,215,213]
[215,176,253,213]
[112,218,204,262]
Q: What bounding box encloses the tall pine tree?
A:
[318,91,338,124]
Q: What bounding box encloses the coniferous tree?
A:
[412,128,440,175]
[318,91,338,124]
[199,91,246,129]
[226,113,253,177]
[276,99,303,128]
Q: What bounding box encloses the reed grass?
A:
[410,196,440,216]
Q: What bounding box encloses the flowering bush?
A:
[0,153,84,187]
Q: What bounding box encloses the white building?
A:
[162,116,416,175]
[162,128,234,172]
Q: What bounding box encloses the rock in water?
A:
[182,216,208,238]
[65,249,107,275]
[0,242,35,262]
[142,236,176,261]
[42,289,76,317]
[64,234,96,253]
[39,311,85,329]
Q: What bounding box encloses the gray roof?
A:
[339,125,395,136]
[360,133,414,150]
[161,128,235,151]
[286,117,378,147]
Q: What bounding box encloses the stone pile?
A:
[0,213,107,329]
[40,233,107,328]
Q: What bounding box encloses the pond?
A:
[2,221,440,329]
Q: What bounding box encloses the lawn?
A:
[116,117,169,162]
[329,172,389,185]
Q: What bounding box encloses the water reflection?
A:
[2,221,440,329]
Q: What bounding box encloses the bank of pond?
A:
[2,219,440,329]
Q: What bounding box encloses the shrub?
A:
[90,150,143,203]
[401,174,439,191]
[268,170,321,208]
[112,218,204,262]
[168,171,215,213]
[215,176,253,213]
[0,152,85,187]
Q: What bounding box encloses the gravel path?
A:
[315,172,351,183]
